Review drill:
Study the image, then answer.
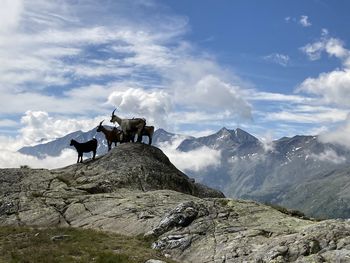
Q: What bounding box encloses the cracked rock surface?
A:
[1,143,350,262]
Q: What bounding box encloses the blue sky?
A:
[1,0,350,156]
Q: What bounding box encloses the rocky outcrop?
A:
[1,143,350,262]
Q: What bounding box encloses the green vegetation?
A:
[0,226,173,263]
[264,203,315,220]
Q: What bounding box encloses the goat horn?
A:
[99,120,104,126]
[112,108,116,115]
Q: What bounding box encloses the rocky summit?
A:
[1,143,350,262]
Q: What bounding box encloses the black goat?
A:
[70,138,98,163]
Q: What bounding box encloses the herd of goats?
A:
[70,109,154,163]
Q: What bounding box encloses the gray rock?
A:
[2,144,350,262]
[145,259,167,263]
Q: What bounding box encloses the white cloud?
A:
[169,60,252,121]
[298,69,350,106]
[260,131,275,152]
[157,136,221,173]
[284,15,311,27]
[183,75,251,119]
[264,106,348,124]
[107,87,172,129]
[0,0,264,168]
[263,53,290,67]
[0,119,19,127]
[301,36,349,61]
[0,148,77,169]
[0,0,23,33]
[284,17,291,22]
[299,15,312,27]
[318,114,350,149]
[250,91,312,103]
[0,0,253,141]
[298,32,350,107]
[0,0,186,113]
[310,149,346,164]
[19,110,104,145]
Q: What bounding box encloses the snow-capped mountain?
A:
[18,127,350,218]
[18,127,179,158]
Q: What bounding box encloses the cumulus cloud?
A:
[19,110,104,145]
[310,149,346,164]
[157,136,221,173]
[107,87,172,129]
[169,59,252,122]
[298,69,350,106]
[301,35,349,61]
[298,32,350,107]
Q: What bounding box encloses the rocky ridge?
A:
[1,143,350,262]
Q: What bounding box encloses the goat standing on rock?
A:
[97,120,124,151]
[141,125,155,145]
[110,109,146,143]
[70,138,97,163]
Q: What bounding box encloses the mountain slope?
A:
[2,143,350,262]
[177,128,350,218]
[16,127,350,218]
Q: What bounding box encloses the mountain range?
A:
[18,126,350,218]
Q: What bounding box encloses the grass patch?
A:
[0,226,175,263]
[264,203,315,220]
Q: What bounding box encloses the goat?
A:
[141,126,155,145]
[70,138,97,163]
[121,125,154,145]
[110,109,146,143]
[96,120,124,151]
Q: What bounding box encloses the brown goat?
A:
[110,109,146,143]
[96,120,123,151]
[141,126,155,145]
[124,125,154,145]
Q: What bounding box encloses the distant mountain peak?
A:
[215,127,258,144]
[234,128,258,143]
[216,127,232,136]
